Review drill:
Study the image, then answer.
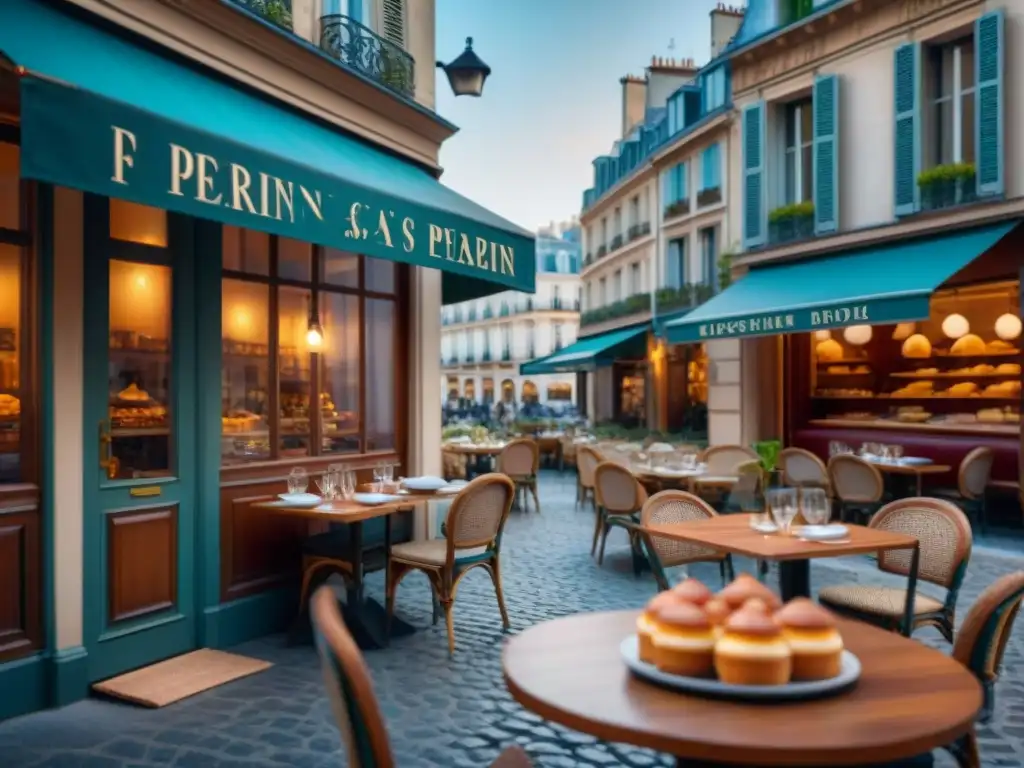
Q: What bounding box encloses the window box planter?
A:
[640,221,652,236]
[580,293,649,327]
[655,283,715,313]
[596,245,608,258]
[610,235,624,251]
[768,202,815,245]
[918,163,977,212]
[697,187,722,207]
[664,200,690,219]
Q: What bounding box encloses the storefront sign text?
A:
[696,303,870,339]
[109,126,516,278]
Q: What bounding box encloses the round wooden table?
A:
[503,611,981,766]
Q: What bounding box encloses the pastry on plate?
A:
[671,577,713,606]
[717,573,782,611]
[650,602,716,678]
[714,604,792,685]
[703,597,732,638]
[774,598,844,680]
[636,591,681,664]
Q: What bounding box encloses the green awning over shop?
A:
[663,223,1017,344]
[520,325,649,375]
[3,0,534,304]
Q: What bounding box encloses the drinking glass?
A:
[372,463,385,493]
[681,452,698,471]
[891,444,904,462]
[383,462,395,484]
[340,469,356,500]
[767,488,798,535]
[828,441,841,458]
[316,471,336,501]
[287,467,308,495]
[801,487,830,527]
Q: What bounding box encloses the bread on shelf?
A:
[950,334,986,356]
[996,363,1021,374]
[901,334,932,358]
[987,339,1016,353]
[815,338,844,362]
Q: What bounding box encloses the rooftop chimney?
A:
[619,74,648,139]
[710,3,745,58]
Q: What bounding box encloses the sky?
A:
[433,0,727,233]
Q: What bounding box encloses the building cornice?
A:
[65,0,455,169]
[581,234,655,279]
[580,165,656,224]
[734,197,1024,270]
[650,112,731,168]
[731,0,982,95]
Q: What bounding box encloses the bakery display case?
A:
[221,279,270,464]
[0,244,20,483]
[107,260,172,479]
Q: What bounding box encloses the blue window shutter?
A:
[893,42,921,216]
[975,10,1004,197]
[742,101,766,248]
[812,74,840,234]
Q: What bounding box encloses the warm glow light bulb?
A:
[813,330,831,341]
[941,313,970,339]
[892,322,915,341]
[843,325,872,345]
[306,326,323,348]
[995,313,1022,341]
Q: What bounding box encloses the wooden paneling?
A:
[107,505,177,623]
[0,484,41,661]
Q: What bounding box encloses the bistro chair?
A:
[386,474,515,657]
[778,447,830,492]
[593,461,648,574]
[498,437,541,513]
[818,498,972,642]
[827,454,885,524]
[311,587,534,767]
[576,445,602,511]
[640,490,735,590]
[694,444,757,507]
[931,447,996,534]
[722,459,764,513]
[559,431,577,473]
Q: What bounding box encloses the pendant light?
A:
[995,313,1022,341]
[306,295,324,349]
[843,325,872,346]
[813,330,831,341]
[941,313,970,339]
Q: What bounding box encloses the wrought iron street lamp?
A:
[437,37,491,97]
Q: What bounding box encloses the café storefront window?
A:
[221,226,404,465]
[0,132,30,485]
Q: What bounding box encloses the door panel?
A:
[83,196,196,682]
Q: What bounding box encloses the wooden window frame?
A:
[220,231,409,470]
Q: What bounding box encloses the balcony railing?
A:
[482,350,493,362]
[610,234,624,252]
[697,187,723,207]
[580,293,649,327]
[654,283,716,314]
[234,0,292,30]
[596,245,607,259]
[501,349,512,361]
[583,252,593,266]
[319,14,415,98]
[627,222,651,242]
[768,202,815,246]
[464,353,476,363]
[664,199,690,219]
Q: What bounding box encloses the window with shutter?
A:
[742,101,766,248]
[893,43,921,216]
[812,74,839,234]
[381,0,405,47]
[975,9,1004,197]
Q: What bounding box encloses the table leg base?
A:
[778,560,811,602]
[285,597,416,650]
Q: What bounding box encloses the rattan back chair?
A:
[576,445,603,511]
[498,437,541,513]
[593,461,648,572]
[640,490,735,589]
[827,454,885,524]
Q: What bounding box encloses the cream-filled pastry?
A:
[714,605,792,686]
[636,591,681,664]
[651,602,716,678]
[774,598,844,680]
[670,577,713,606]
[703,597,732,639]
[717,573,782,611]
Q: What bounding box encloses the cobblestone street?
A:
[1,471,1021,768]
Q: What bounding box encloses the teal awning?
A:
[663,223,1016,344]
[2,0,534,303]
[520,325,649,375]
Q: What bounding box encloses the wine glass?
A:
[801,487,831,527]
[287,467,308,495]
[316,470,336,501]
[339,469,356,500]
[372,463,385,493]
[383,462,395,485]
[767,488,798,535]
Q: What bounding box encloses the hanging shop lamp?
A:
[843,325,872,346]
[995,313,1022,341]
[813,330,832,341]
[306,295,324,349]
[437,37,492,97]
[941,313,970,339]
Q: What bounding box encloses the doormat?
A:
[92,649,272,708]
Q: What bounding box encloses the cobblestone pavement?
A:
[1,471,1022,768]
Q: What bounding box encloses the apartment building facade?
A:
[0,0,533,719]
[663,0,1023,491]
[444,227,581,409]
[538,4,743,432]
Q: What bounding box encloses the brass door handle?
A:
[99,420,118,480]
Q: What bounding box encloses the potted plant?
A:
[917,162,976,211]
[768,202,815,244]
[717,249,737,289]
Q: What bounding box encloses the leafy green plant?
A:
[754,439,782,472]
[717,248,737,289]
[244,0,293,29]
[917,162,976,187]
[580,293,650,326]
[655,283,715,312]
[768,201,814,223]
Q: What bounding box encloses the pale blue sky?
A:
[434,0,727,232]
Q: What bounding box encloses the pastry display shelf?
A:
[111,426,170,437]
[890,371,1021,379]
[815,358,871,365]
[809,418,1019,436]
[813,394,1019,402]
[922,350,1021,359]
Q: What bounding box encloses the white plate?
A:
[277,493,322,508]
[897,456,932,466]
[402,476,448,491]
[750,520,779,534]
[798,524,849,541]
[620,635,860,701]
[352,493,400,506]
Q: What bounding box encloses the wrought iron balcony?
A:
[320,14,415,98]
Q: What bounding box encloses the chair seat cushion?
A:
[818,585,944,618]
[390,539,488,567]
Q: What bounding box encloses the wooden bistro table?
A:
[257,496,423,650]
[504,610,982,767]
[443,442,508,479]
[864,457,952,496]
[644,513,921,634]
